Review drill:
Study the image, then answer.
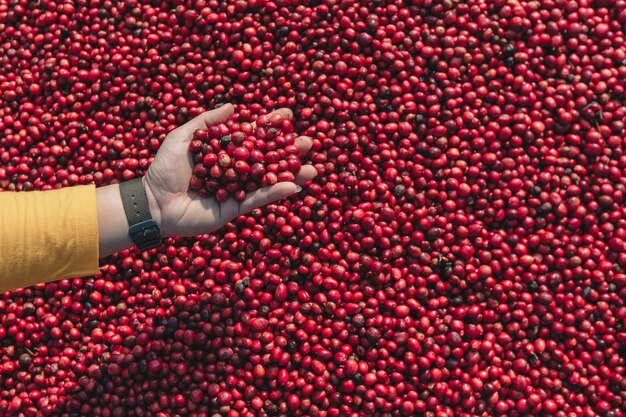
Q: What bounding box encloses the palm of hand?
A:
[143,104,316,238]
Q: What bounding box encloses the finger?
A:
[166,103,235,145]
[268,108,293,120]
[295,165,317,185]
[294,136,313,156]
[251,108,293,128]
[239,182,300,215]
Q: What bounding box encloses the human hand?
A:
[142,104,317,238]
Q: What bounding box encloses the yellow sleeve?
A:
[0,184,99,292]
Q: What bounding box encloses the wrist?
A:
[141,176,163,237]
[116,177,163,251]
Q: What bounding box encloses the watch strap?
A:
[119,178,162,251]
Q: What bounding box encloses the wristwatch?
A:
[119,178,162,251]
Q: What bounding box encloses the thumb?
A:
[165,103,235,146]
[212,182,302,230]
[239,182,302,214]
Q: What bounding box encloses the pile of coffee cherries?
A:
[189,113,300,202]
[0,0,625,416]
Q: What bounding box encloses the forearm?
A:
[96,183,134,257]
[0,186,99,293]
[0,180,161,293]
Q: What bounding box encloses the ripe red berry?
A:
[1,1,624,416]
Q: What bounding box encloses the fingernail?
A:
[295,185,303,193]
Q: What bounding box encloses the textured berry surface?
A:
[0,0,625,416]
[189,114,300,202]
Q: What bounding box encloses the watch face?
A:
[129,220,161,251]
